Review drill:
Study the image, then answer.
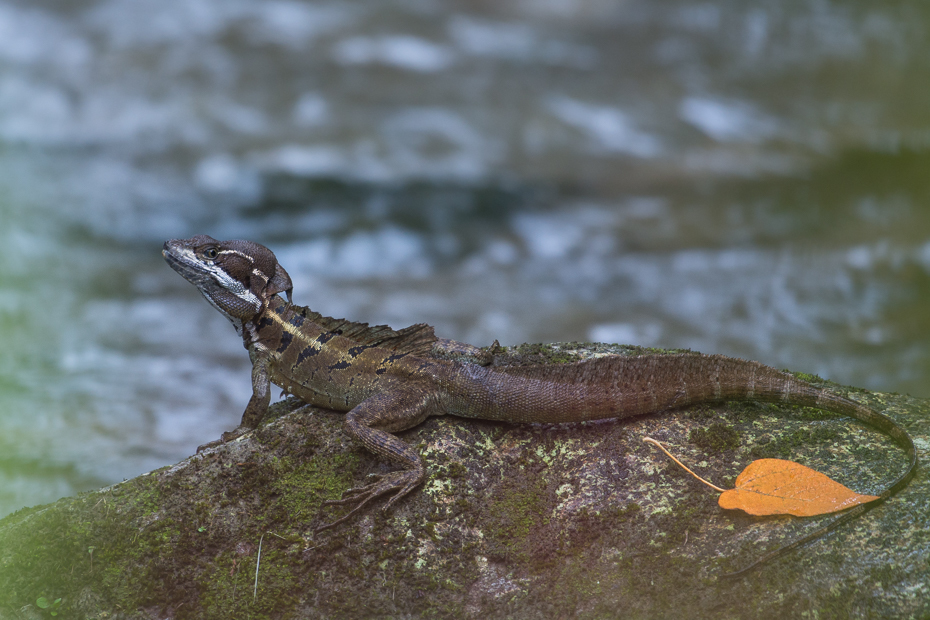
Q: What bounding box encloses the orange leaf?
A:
[718,458,879,517]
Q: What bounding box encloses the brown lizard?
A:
[163,234,917,576]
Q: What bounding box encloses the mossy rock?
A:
[0,343,927,619]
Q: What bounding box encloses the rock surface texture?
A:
[1,343,927,619]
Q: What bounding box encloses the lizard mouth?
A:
[162,242,214,288]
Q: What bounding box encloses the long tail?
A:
[473,353,917,573]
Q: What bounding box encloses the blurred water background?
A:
[1,0,929,517]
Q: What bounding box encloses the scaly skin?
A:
[163,235,917,575]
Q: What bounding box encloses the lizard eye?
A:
[203,247,219,260]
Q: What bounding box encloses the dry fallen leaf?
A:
[717,458,879,517]
[643,438,880,518]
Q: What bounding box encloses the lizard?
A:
[163,234,917,576]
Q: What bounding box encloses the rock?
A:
[1,343,927,619]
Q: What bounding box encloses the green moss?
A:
[198,544,303,616]
[748,425,841,460]
[0,473,174,616]
[504,342,695,367]
[686,404,719,422]
[271,451,360,519]
[446,461,468,479]
[689,423,740,454]
[485,476,551,565]
[510,342,583,365]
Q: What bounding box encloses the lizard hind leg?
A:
[316,388,438,532]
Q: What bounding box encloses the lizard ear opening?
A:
[265,262,293,304]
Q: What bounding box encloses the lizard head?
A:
[163,235,293,333]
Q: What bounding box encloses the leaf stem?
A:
[642,437,727,493]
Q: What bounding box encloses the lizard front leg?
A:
[197,352,271,452]
[317,386,440,531]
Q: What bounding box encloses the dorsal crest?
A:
[279,302,438,357]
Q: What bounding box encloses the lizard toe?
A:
[316,469,423,532]
[196,427,249,453]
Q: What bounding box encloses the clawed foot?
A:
[315,468,423,532]
[196,427,249,453]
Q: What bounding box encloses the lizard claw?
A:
[195,427,249,453]
[315,468,423,532]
